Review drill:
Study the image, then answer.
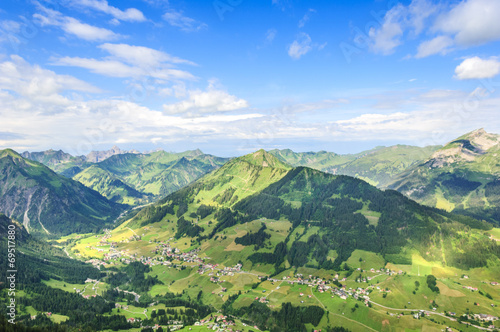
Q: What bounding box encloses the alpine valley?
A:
[1,130,500,332]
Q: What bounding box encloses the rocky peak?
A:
[428,129,500,168]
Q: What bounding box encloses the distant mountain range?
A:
[14,128,500,225]
[269,145,441,187]
[20,147,229,206]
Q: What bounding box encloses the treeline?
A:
[107,261,162,293]
[13,283,134,331]
[175,217,203,239]
[248,242,287,267]
[224,300,324,332]
[439,172,482,196]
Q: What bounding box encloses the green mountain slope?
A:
[129,149,292,229]
[72,165,152,205]
[129,150,496,271]
[0,149,123,235]
[161,149,291,206]
[388,129,500,224]
[22,148,230,206]
[0,213,117,331]
[270,145,440,187]
[92,150,229,201]
[329,145,441,187]
[269,148,356,170]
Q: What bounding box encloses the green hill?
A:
[389,129,500,224]
[72,165,152,205]
[0,149,123,235]
[269,148,356,169]
[327,145,441,187]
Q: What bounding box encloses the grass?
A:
[42,278,109,297]
[434,187,455,212]
[345,250,386,270]
[49,313,69,323]
[488,228,500,241]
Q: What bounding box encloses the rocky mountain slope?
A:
[0,149,123,235]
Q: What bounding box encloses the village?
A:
[70,230,500,332]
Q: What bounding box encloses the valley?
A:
[1,145,499,332]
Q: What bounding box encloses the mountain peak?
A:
[428,129,500,167]
[458,128,500,151]
[0,148,23,160]
[239,149,291,169]
[86,145,125,163]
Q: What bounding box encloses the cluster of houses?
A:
[470,313,499,322]
[154,242,204,264]
[192,315,240,331]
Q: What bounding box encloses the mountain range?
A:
[21,148,229,206]
[1,136,500,332]
[6,128,500,239]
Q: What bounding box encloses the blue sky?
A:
[0,0,499,157]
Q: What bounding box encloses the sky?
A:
[0,0,500,157]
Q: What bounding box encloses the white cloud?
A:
[435,0,500,46]
[368,0,500,58]
[0,60,261,153]
[33,4,120,41]
[455,56,500,80]
[298,8,316,28]
[63,17,119,41]
[368,4,405,55]
[0,55,100,113]
[0,55,100,95]
[162,9,207,32]
[368,0,438,55]
[99,43,196,67]
[65,0,146,22]
[163,82,249,116]
[288,33,312,59]
[53,43,196,81]
[415,35,453,58]
[2,59,500,154]
[55,57,142,77]
[408,0,437,35]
